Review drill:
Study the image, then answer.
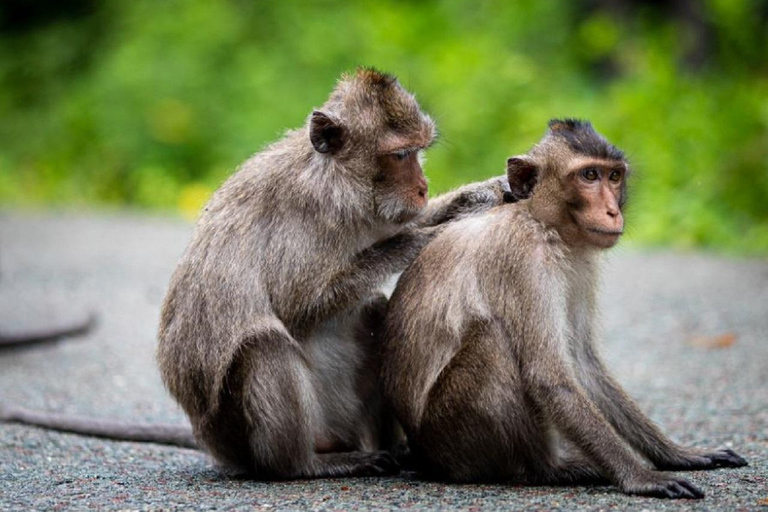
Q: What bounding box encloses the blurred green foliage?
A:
[0,0,767,253]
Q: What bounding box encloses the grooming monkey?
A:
[1,69,510,476]
[381,119,747,499]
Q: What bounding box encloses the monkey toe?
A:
[370,452,400,475]
[390,440,416,469]
[659,479,705,500]
[703,449,748,468]
[362,451,400,476]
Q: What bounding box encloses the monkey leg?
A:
[353,293,407,456]
[199,330,398,479]
[412,321,542,483]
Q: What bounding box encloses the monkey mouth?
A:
[587,228,623,237]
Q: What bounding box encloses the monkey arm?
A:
[504,282,645,483]
[519,332,703,498]
[497,273,704,499]
[577,344,748,470]
[301,226,440,330]
[519,329,647,485]
[415,175,510,227]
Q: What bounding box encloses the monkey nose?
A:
[417,178,428,199]
[607,211,624,231]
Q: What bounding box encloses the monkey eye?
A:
[581,168,599,181]
[609,170,622,182]
[392,149,410,161]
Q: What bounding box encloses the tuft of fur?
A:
[545,118,624,161]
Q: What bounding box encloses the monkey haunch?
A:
[381,119,747,499]
[156,69,508,479]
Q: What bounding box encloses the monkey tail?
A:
[0,403,197,448]
[0,313,97,347]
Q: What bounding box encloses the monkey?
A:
[380,119,748,499]
[1,69,511,476]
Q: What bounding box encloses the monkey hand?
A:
[452,175,511,214]
[653,448,748,471]
[620,470,704,499]
[419,175,511,227]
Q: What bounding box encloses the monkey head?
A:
[507,119,629,249]
[308,68,436,224]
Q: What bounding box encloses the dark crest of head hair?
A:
[547,118,625,161]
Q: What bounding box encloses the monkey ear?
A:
[506,157,539,201]
[310,111,345,154]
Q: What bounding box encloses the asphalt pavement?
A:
[0,211,766,511]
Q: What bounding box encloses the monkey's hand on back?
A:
[417,175,513,227]
[303,225,443,329]
[352,225,444,278]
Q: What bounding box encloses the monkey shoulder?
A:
[499,205,566,257]
[453,205,569,299]
[391,211,500,314]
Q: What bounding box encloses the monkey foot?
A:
[315,450,400,478]
[622,473,704,499]
[656,449,748,471]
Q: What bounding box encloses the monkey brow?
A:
[380,127,435,153]
[381,145,424,155]
[569,160,625,174]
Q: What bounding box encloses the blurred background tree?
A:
[0,0,766,253]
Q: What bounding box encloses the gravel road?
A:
[0,211,766,511]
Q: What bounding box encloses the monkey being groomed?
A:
[381,119,747,499]
[1,69,511,478]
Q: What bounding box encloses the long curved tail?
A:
[0,313,97,347]
[0,404,197,448]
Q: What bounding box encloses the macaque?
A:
[381,119,747,498]
[154,68,508,478]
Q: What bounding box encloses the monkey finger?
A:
[651,478,704,500]
[666,482,694,499]
[672,478,706,499]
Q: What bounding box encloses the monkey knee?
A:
[200,333,318,476]
[198,385,316,477]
